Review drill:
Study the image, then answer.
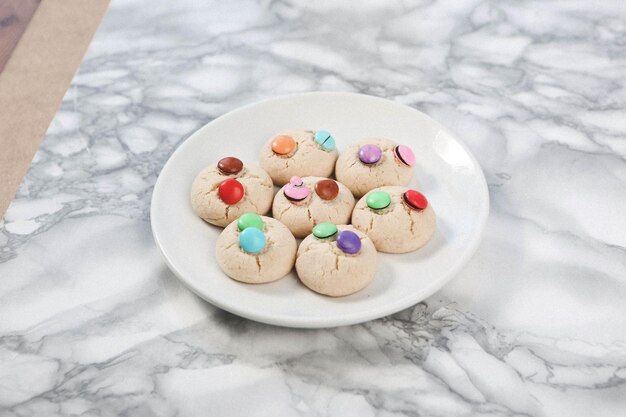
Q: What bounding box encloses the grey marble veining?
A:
[1,0,626,415]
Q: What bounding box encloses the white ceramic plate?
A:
[151,92,489,328]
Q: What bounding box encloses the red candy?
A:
[403,190,428,210]
[218,178,244,204]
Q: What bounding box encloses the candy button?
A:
[313,222,337,239]
[217,157,243,175]
[403,190,428,210]
[314,130,336,151]
[284,176,310,202]
[314,179,339,201]
[218,178,244,204]
[394,145,416,167]
[271,135,296,155]
[336,230,362,254]
[239,227,266,254]
[358,144,382,165]
[238,212,264,231]
[366,191,391,210]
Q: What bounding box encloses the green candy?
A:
[366,191,391,210]
[237,213,264,231]
[312,222,337,239]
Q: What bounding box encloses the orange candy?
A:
[271,135,296,155]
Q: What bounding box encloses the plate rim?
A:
[151,91,490,328]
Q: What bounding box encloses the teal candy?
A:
[314,130,336,151]
[239,228,266,254]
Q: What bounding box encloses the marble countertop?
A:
[1,0,625,415]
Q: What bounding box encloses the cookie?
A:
[351,186,435,253]
[335,138,416,197]
[296,224,377,296]
[272,176,355,238]
[260,130,339,186]
[190,157,274,227]
[216,214,297,283]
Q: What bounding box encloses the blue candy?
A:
[314,130,335,151]
[239,227,266,254]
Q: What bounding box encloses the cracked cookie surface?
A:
[190,161,274,227]
[296,225,377,297]
[352,186,436,253]
[216,216,297,283]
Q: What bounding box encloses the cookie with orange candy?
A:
[259,130,338,186]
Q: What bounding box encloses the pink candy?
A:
[394,145,416,167]
[284,176,310,201]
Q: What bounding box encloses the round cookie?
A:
[272,176,355,238]
[260,130,339,186]
[296,224,377,297]
[335,138,416,197]
[351,186,436,253]
[190,157,274,227]
[216,214,297,283]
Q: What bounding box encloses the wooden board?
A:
[0,0,40,73]
[0,0,110,220]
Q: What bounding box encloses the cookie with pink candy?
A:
[335,138,416,197]
[272,175,355,238]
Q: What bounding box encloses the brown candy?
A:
[314,179,339,201]
[217,157,243,175]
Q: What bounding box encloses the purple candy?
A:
[358,144,382,165]
[336,230,362,254]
